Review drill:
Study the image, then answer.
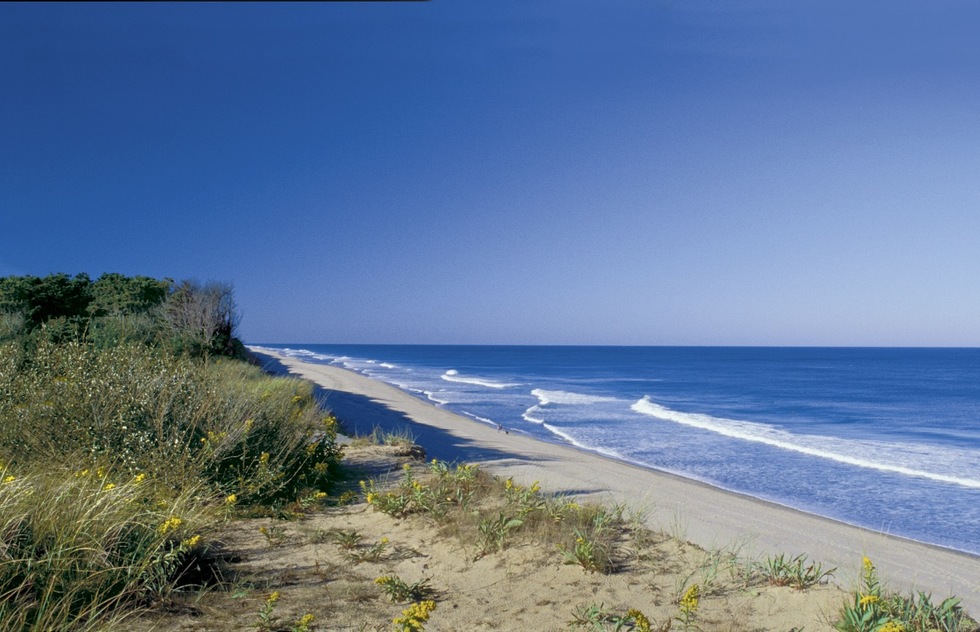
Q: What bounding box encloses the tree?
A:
[164,280,240,355]
[87,273,170,316]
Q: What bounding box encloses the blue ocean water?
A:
[257,344,980,554]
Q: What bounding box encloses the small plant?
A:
[760,553,835,590]
[545,494,580,523]
[477,512,523,556]
[330,528,363,550]
[393,600,436,632]
[835,557,975,632]
[558,529,604,574]
[374,574,433,603]
[503,477,544,518]
[336,490,359,505]
[259,524,287,547]
[291,613,316,632]
[568,603,654,631]
[361,479,412,517]
[348,536,390,563]
[676,583,701,631]
[255,591,280,631]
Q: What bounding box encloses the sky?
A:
[2,1,979,346]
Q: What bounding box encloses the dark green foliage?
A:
[0,272,241,358]
[88,273,170,317]
[0,272,92,330]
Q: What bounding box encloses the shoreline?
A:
[249,347,980,613]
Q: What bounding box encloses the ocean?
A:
[256,344,980,555]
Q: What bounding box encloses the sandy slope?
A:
[250,348,980,614]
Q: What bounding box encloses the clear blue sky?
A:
[3,2,979,346]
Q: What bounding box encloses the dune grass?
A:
[0,337,344,631]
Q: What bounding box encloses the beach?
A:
[250,348,980,614]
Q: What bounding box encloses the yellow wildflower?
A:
[679,583,700,615]
[267,591,280,604]
[133,473,146,483]
[314,491,327,500]
[878,622,906,632]
[380,537,389,545]
[181,535,202,548]
[75,469,90,478]
[863,556,874,572]
[859,594,880,607]
[627,609,652,632]
[259,452,270,465]
[157,516,183,535]
[393,600,436,630]
[225,493,237,505]
[103,483,116,491]
[314,462,328,473]
[2,475,15,484]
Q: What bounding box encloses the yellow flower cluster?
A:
[157,516,183,535]
[859,594,880,607]
[181,535,202,548]
[393,600,436,632]
[679,583,700,615]
[225,493,237,505]
[2,475,15,484]
[626,609,652,632]
[103,483,116,491]
[878,622,906,632]
[314,491,327,500]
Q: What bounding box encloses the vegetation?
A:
[0,272,243,357]
[836,557,974,632]
[0,272,343,631]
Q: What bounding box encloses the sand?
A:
[250,348,980,614]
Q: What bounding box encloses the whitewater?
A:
[255,344,980,554]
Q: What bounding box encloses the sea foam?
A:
[631,396,980,489]
[441,369,519,389]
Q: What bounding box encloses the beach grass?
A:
[0,333,344,630]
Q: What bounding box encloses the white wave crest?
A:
[542,423,628,461]
[531,388,618,406]
[441,369,520,389]
[631,396,980,489]
[522,405,545,424]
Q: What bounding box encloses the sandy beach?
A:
[250,348,980,614]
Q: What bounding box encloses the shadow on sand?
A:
[252,351,602,496]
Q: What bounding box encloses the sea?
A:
[255,344,980,555]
